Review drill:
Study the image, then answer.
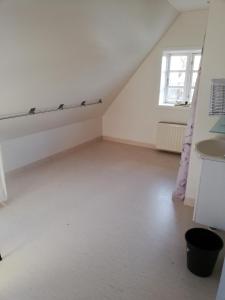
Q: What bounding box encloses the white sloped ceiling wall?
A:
[0,0,177,141]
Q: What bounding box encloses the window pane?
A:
[170,55,187,71]
[192,72,198,87]
[169,72,185,87]
[167,88,184,101]
[193,55,201,71]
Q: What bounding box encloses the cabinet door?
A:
[217,260,225,300]
[194,159,225,230]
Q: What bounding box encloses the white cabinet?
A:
[217,260,225,300]
[194,159,225,231]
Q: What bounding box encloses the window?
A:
[159,50,201,106]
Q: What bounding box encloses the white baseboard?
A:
[184,197,195,207]
[7,137,102,176]
[102,136,155,149]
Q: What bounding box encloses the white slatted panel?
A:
[156,122,186,153]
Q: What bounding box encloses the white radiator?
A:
[156,122,186,153]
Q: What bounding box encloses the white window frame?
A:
[159,49,201,106]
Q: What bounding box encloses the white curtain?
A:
[172,62,202,201]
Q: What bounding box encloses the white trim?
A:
[158,104,191,111]
[163,49,202,55]
[102,136,156,149]
[0,146,7,202]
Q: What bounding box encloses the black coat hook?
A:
[29,108,36,114]
[0,99,103,121]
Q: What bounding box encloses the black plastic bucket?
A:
[185,228,224,277]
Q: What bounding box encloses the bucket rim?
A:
[185,228,224,251]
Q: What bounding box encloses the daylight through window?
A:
[159,50,201,106]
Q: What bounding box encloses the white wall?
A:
[168,0,209,11]
[1,118,102,173]
[0,0,177,140]
[103,10,208,146]
[185,0,225,206]
[0,0,177,199]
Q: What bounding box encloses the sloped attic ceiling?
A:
[0,0,177,141]
[168,0,209,11]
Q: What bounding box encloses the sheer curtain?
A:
[172,58,202,201]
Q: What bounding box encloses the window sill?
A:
[158,104,191,111]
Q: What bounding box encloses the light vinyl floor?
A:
[0,141,224,300]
